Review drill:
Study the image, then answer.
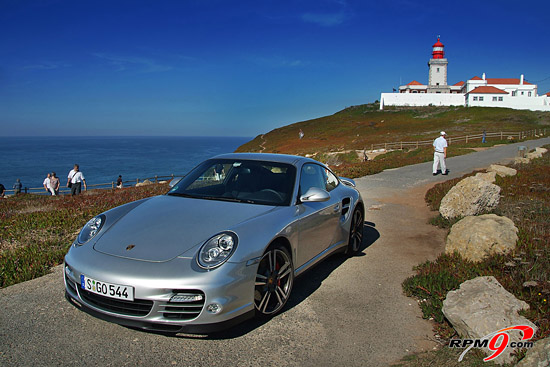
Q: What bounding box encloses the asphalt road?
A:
[1,137,548,367]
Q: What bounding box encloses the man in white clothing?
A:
[433,131,448,175]
[67,164,87,195]
[43,173,52,195]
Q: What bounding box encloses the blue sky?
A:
[1,0,549,137]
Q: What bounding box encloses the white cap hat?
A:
[440,131,446,136]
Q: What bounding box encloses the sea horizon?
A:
[0,136,252,192]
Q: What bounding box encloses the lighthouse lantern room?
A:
[427,37,449,93]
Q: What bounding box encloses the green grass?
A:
[236,104,549,179]
[236,104,549,160]
[401,146,550,365]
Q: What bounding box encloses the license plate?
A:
[81,275,134,301]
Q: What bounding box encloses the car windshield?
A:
[167,159,297,206]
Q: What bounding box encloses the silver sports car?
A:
[64,153,364,333]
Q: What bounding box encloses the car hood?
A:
[93,195,277,262]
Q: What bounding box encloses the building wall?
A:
[380,93,464,109]
[465,94,550,111]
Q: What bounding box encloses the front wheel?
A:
[345,208,364,256]
[254,245,294,316]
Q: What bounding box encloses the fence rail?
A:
[366,128,547,152]
[4,174,183,197]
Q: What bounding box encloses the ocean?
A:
[0,136,251,192]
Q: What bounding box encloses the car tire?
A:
[254,244,294,316]
[345,208,364,256]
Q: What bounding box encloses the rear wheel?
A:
[254,245,294,316]
[345,208,364,256]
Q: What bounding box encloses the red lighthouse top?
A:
[432,37,445,59]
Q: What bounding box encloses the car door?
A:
[295,163,341,269]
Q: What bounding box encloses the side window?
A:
[300,164,339,195]
[325,169,339,192]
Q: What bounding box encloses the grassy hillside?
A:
[236,104,550,177]
[237,104,549,153]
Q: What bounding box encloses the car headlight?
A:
[197,232,238,269]
[77,215,105,245]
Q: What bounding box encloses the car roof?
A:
[212,152,318,166]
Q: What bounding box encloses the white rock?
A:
[439,177,501,220]
[445,214,519,262]
[443,276,537,365]
[488,164,517,177]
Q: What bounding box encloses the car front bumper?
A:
[63,248,257,334]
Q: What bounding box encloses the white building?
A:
[380,38,550,111]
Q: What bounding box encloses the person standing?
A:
[13,179,22,195]
[116,175,123,189]
[43,173,52,195]
[433,131,448,176]
[67,164,87,195]
[49,172,60,196]
[0,183,5,198]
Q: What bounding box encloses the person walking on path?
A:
[49,172,60,196]
[43,173,52,195]
[433,131,448,176]
[13,179,22,195]
[67,164,87,195]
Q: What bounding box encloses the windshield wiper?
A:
[200,196,257,204]
[167,192,197,198]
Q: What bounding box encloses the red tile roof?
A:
[487,78,533,85]
[453,81,465,86]
[467,86,508,94]
[470,76,483,80]
[407,80,424,86]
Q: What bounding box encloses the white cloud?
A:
[301,0,351,27]
[301,12,347,26]
[22,62,70,70]
[92,53,173,73]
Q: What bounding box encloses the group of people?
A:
[42,164,88,196]
[1,165,125,199]
[43,172,61,195]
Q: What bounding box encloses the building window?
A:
[521,91,524,95]
[479,96,484,101]
[437,67,440,72]
[512,91,517,96]
[528,92,532,97]
[498,96,503,101]
[493,97,497,101]
[473,96,478,101]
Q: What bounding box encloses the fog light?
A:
[206,303,222,314]
[170,293,204,303]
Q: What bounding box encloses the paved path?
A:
[1,137,548,367]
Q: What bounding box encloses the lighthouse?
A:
[427,37,449,93]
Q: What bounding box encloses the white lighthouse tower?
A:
[427,37,450,93]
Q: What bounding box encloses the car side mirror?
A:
[169,177,182,188]
[300,187,330,203]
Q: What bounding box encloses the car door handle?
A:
[333,204,340,212]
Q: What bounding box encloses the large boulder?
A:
[443,276,537,365]
[475,171,497,183]
[527,147,548,160]
[439,177,501,219]
[516,338,550,367]
[445,214,518,262]
[488,164,517,177]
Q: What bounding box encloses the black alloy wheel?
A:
[345,208,364,255]
[254,245,294,316]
